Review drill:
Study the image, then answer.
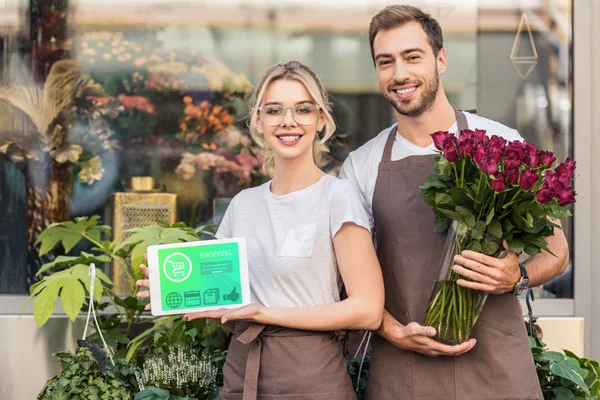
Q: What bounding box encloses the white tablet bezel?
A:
[147,237,250,316]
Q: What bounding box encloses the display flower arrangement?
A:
[135,346,218,400]
[420,129,576,345]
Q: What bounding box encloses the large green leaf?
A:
[553,387,576,400]
[31,264,107,326]
[35,216,108,256]
[550,358,591,396]
[114,225,199,254]
[36,252,110,276]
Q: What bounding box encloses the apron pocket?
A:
[476,318,519,337]
[280,223,316,257]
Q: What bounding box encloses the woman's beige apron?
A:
[220,321,356,400]
[366,109,542,400]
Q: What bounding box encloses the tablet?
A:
[147,238,250,316]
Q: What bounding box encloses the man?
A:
[340,5,569,399]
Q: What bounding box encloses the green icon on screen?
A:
[223,287,240,302]
[163,253,192,283]
[165,292,182,308]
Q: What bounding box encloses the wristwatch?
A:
[512,263,530,295]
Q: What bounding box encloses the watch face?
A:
[515,278,530,295]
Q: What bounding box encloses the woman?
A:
[137,61,384,400]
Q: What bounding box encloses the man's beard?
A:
[384,69,440,117]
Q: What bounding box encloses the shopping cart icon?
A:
[169,260,187,277]
[162,252,193,283]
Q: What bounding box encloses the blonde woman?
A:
[137,61,383,400]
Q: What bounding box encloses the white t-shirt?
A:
[339,111,524,227]
[215,174,371,308]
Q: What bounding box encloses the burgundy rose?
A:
[539,151,556,168]
[478,157,498,175]
[520,169,539,191]
[443,139,458,162]
[523,141,540,168]
[472,129,488,145]
[431,131,455,151]
[488,135,508,150]
[458,140,476,157]
[473,146,486,164]
[490,172,507,192]
[504,153,522,170]
[543,171,570,193]
[555,157,576,179]
[506,167,520,185]
[506,141,525,160]
[557,187,576,205]
[536,188,555,203]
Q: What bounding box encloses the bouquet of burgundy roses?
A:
[420,129,576,345]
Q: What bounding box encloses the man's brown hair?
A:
[369,5,444,63]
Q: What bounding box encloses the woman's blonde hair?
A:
[248,61,336,175]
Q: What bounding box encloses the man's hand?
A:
[452,241,521,295]
[377,310,475,357]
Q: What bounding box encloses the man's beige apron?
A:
[220,322,356,400]
[366,109,542,400]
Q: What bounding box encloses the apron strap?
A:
[381,107,471,163]
[237,323,267,400]
[381,125,398,163]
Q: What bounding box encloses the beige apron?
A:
[220,322,356,400]
[366,110,542,400]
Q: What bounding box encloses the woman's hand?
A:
[185,304,266,325]
[136,258,152,311]
[221,304,265,325]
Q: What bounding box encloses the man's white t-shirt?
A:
[215,174,371,308]
[339,111,524,227]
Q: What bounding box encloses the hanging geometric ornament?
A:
[422,0,456,20]
[510,13,539,80]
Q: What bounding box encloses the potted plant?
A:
[38,347,138,399]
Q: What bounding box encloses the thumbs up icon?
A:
[223,287,240,302]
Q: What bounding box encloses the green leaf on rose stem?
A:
[455,206,476,229]
[466,240,483,253]
[485,208,495,225]
[422,191,436,207]
[507,238,525,254]
[482,237,500,255]
[438,157,451,176]
[455,221,470,236]
[549,203,573,220]
[524,213,534,228]
[524,244,542,256]
[502,218,515,233]
[451,187,475,208]
[487,219,503,238]
[421,180,449,190]
[435,193,454,207]
[471,226,484,240]
[434,216,451,233]
[436,208,464,223]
